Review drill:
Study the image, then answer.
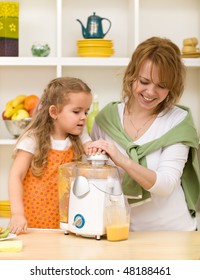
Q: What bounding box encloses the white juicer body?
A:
[68,178,108,240]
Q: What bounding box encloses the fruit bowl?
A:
[4,118,32,138]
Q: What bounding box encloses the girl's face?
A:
[51,91,92,139]
[132,60,170,112]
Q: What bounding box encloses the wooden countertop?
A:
[0,229,200,260]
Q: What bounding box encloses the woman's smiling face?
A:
[132,60,170,112]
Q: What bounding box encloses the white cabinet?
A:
[0,0,200,204]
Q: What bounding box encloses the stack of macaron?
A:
[181,37,200,57]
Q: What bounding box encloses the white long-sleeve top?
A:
[91,103,197,231]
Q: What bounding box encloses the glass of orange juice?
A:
[105,202,130,241]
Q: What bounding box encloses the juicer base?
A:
[75,233,102,240]
[60,222,69,235]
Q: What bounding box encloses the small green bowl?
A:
[31,43,50,57]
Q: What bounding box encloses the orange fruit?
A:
[24,95,40,111]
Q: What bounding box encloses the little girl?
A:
[8,77,93,234]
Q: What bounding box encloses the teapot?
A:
[77,12,111,39]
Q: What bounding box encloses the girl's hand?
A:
[83,140,106,156]
[9,214,28,235]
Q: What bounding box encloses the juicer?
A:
[58,154,126,240]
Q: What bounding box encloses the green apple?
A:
[11,109,30,120]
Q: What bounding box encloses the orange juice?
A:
[106,224,129,241]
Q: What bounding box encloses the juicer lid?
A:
[87,154,108,165]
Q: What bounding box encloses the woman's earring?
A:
[165,95,169,102]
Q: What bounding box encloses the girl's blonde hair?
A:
[123,37,186,114]
[15,77,91,177]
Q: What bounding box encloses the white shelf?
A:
[0,57,200,67]
[0,55,129,67]
[0,57,58,66]
[0,139,16,145]
[182,58,200,68]
[61,57,130,67]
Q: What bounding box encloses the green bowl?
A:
[31,43,50,57]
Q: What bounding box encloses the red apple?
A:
[29,106,37,117]
[2,111,11,120]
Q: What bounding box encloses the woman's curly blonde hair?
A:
[123,37,186,114]
[14,77,91,177]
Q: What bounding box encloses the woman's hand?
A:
[88,139,126,167]
[9,214,28,235]
[88,139,157,190]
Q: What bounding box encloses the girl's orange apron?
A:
[23,148,74,229]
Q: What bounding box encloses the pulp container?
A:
[58,164,73,224]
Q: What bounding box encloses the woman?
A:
[88,37,200,231]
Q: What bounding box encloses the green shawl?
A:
[95,102,200,217]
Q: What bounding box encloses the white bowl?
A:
[4,118,32,138]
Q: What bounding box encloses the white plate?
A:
[0,233,17,241]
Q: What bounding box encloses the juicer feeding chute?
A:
[73,176,90,197]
